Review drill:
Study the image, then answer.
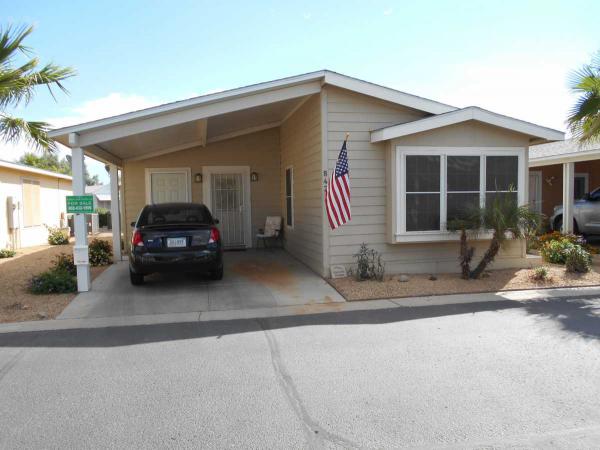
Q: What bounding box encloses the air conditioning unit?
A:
[6,196,19,230]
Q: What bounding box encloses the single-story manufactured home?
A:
[0,159,72,249]
[48,71,564,291]
[529,139,600,232]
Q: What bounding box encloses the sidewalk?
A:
[1,285,599,334]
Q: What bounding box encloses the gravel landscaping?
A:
[0,237,111,323]
[330,262,600,301]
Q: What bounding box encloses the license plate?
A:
[167,237,187,248]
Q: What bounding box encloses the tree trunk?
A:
[470,232,501,279]
[459,229,474,280]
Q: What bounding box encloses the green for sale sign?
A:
[66,195,95,214]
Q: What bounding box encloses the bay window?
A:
[395,147,524,242]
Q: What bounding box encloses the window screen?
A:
[447,156,480,223]
[486,156,518,208]
[406,155,440,231]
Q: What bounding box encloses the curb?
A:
[0,285,599,334]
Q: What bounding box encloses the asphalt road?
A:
[0,296,599,449]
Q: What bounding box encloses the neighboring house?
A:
[529,140,600,229]
[0,159,72,249]
[49,70,562,281]
[85,184,112,210]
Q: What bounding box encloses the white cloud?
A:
[303,12,312,20]
[49,93,161,129]
[0,92,160,183]
[409,52,583,132]
[383,8,393,16]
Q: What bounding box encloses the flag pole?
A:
[345,132,350,142]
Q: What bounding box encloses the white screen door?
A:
[528,171,542,214]
[211,173,245,248]
[148,170,190,204]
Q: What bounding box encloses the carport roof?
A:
[48,70,458,166]
[529,139,600,167]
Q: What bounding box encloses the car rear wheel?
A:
[210,265,224,280]
[130,269,144,285]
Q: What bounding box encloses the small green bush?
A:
[53,253,76,276]
[540,238,576,264]
[46,225,69,245]
[530,266,550,281]
[565,246,592,273]
[89,238,112,266]
[0,249,16,258]
[29,269,76,294]
[352,243,385,281]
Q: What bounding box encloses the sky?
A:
[2,0,599,184]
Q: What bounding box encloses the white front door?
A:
[146,169,191,204]
[202,166,252,248]
[528,171,542,214]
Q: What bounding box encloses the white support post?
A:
[562,162,575,234]
[70,135,91,292]
[109,164,122,262]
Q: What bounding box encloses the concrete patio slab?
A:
[58,249,344,320]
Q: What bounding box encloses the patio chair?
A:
[255,216,282,248]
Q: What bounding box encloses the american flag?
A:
[325,139,351,230]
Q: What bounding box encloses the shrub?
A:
[540,238,577,264]
[536,231,596,254]
[530,266,550,281]
[46,225,69,245]
[353,243,384,281]
[88,238,112,266]
[53,253,76,276]
[29,269,76,294]
[565,246,592,273]
[0,249,16,258]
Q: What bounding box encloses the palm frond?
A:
[0,59,75,108]
[567,51,600,143]
[0,113,56,152]
[0,25,33,66]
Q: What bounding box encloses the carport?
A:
[48,72,327,291]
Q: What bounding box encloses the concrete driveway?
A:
[59,249,344,319]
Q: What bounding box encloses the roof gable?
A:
[370,106,564,143]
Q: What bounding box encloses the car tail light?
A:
[208,227,220,244]
[132,229,144,247]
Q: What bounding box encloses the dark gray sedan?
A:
[129,203,223,285]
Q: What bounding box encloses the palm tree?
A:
[449,192,540,279]
[0,25,75,152]
[567,51,600,143]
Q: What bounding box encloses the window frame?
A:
[285,166,294,229]
[395,146,525,243]
[21,177,42,228]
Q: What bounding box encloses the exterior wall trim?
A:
[320,88,330,277]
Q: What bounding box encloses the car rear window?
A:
[137,205,212,226]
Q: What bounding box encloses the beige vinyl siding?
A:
[326,87,532,274]
[122,127,281,249]
[280,94,323,273]
[325,86,426,272]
